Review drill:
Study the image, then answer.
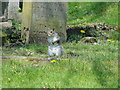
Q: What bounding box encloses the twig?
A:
[1,55,48,61]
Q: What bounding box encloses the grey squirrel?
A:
[47,29,64,60]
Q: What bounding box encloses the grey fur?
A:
[47,29,64,60]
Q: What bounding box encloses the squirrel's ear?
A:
[53,28,55,31]
[27,28,29,30]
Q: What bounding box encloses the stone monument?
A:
[22,1,67,44]
[8,0,22,22]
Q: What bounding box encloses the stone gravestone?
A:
[8,0,21,22]
[21,0,33,44]
[22,2,67,44]
[0,1,1,46]
[1,2,9,16]
[0,1,2,16]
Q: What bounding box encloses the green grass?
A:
[2,2,119,88]
[2,41,118,88]
[67,2,118,26]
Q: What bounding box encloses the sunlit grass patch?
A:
[2,41,118,88]
[1,2,119,88]
[2,58,118,88]
[67,2,118,26]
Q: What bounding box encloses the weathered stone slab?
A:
[22,2,67,44]
[0,16,5,22]
[0,21,12,30]
[21,0,33,44]
[8,0,22,22]
[0,1,2,16]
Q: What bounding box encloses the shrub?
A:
[2,19,23,46]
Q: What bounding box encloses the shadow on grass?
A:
[62,59,78,87]
[92,60,115,87]
[86,2,113,21]
[68,2,115,23]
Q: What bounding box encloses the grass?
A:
[2,41,118,88]
[2,2,119,88]
[67,2,118,26]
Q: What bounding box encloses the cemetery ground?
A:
[2,41,118,88]
[1,2,119,88]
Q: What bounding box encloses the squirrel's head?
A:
[47,29,55,36]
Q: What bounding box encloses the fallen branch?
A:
[1,55,48,61]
